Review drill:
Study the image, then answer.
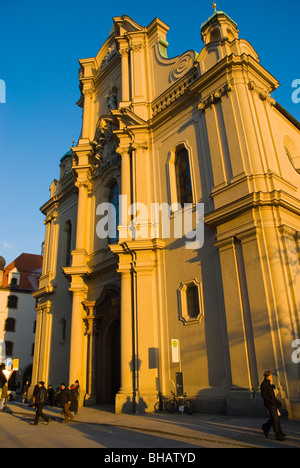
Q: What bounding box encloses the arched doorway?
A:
[95,285,121,404]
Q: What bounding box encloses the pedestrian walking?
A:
[60,383,74,423]
[0,382,9,410]
[261,371,286,441]
[33,381,51,426]
[22,380,30,403]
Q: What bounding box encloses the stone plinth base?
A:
[84,393,97,407]
[226,388,266,417]
[115,391,158,414]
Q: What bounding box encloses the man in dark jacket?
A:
[34,382,51,426]
[261,371,286,441]
[60,383,74,423]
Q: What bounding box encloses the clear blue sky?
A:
[0,0,299,266]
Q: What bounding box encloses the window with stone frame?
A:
[186,284,200,319]
[178,279,204,325]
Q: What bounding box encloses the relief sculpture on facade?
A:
[93,116,121,178]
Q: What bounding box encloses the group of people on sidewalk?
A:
[2,370,289,441]
[30,381,80,426]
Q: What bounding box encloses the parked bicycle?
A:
[155,391,194,414]
[154,393,169,413]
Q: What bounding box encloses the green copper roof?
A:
[60,149,73,163]
[201,10,237,31]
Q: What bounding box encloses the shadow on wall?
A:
[121,396,149,414]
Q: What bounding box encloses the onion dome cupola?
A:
[201,3,239,45]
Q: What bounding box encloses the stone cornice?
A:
[110,239,166,255]
[151,52,279,122]
[191,53,279,97]
[40,183,77,217]
[151,67,199,118]
[205,190,300,228]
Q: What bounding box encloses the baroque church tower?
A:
[32,9,300,417]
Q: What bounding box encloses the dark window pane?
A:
[108,182,119,243]
[175,148,193,206]
[7,296,18,309]
[5,318,16,332]
[186,285,199,319]
[5,341,14,356]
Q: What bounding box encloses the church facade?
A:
[32,9,300,417]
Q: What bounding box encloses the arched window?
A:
[7,295,18,309]
[4,318,16,332]
[65,221,72,266]
[108,182,119,243]
[175,148,193,206]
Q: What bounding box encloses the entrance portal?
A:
[95,286,121,404]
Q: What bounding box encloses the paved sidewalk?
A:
[3,400,300,448]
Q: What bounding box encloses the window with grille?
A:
[7,295,18,309]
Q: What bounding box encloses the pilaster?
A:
[78,58,96,141]
[215,236,253,391]
[110,251,135,413]
[68,283,88,406]
[111,239,165,413]
[116,143,132,241]
[30,301,53,394]
[117,38,131,107]
[82,301,98,406]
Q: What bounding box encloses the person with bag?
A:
[261,371,286,441]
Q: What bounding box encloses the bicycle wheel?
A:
[154,401,162,412]
[166,399,179,413]
[184,399,194,414]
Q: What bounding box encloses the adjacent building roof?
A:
[0,253,43,291]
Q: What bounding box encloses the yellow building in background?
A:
[32,9,300,418]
